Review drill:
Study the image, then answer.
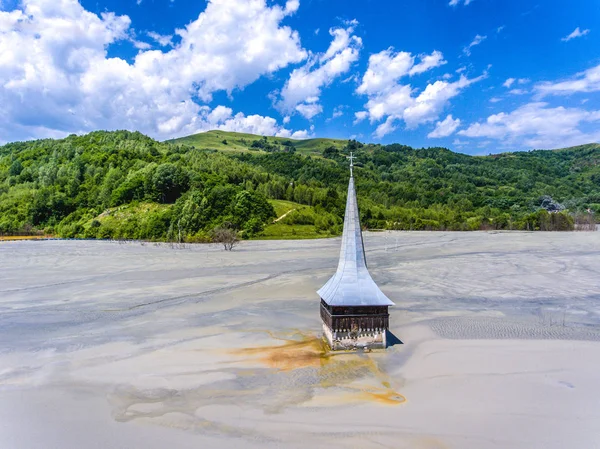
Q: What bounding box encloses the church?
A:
[318,154,394,350]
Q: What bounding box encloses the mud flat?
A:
[1,232,600,448]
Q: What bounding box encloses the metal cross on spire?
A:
[347,152,355,177]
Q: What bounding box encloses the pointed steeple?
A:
[317,153,394,307]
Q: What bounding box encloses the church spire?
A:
[317,154,394,307]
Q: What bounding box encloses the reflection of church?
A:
[318,154,394,350]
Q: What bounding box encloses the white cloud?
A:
[428,114,461,138]
[403,74,485,128]
[503,78,516,88]
[357,49,446,95]
[132,39,152,50]
[147,31,173,47]
[449,0,475,6]
[327,105,344,122]
[356,47,485,137]
[354,110,368,124]
[0,0,307,141]
[363,84,414,122]
[490,97,502,103]
[203,105,310,138]
[277,22,362,119]
[463,34,487,56]
[458,102,600,148]
[357,50,414,95]
[410,51,447,76]
[374,116,397,139]
[284,0,300,15]
[508,88,528,95]
[295,103,322,119]
[535,63,600,97]
[497,25,505,33]
[561,27,590,42]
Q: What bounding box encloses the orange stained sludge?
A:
[232,331,406,406]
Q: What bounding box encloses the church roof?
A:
[317,161,394,307]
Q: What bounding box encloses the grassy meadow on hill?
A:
[168,130,348,156]
[0,130,599,241]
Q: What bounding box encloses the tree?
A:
[243,217,264,237]
[231,190,276,227]
[30,188,72,225]
[9,160,23,177]
[323,146,339,159]
[212,226,239,251]
[175,190,205,235]
[152,163,189,203]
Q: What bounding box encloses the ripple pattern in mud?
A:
[429,316,600,341]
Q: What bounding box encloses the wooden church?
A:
[318,154,394,350]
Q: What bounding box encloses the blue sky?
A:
[0,0,598,153]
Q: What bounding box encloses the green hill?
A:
[0,130,598,241]
[168,130,348,156]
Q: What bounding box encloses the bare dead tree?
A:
[574,210,596,231]
[212,226,239,251]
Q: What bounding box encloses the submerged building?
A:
[318,154,394,350]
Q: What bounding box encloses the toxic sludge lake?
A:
[1,232,600,449]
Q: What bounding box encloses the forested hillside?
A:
[0,130,598,240]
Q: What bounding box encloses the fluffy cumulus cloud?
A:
[561,27,590,42]
[535,63,600,97]
[0,0,308,141]
[276,22,362,119]
[403,75,484,128]
[355,48,482,137]
[458,102,600,148]
[356,49,446,95]
[202,105,309,138]
[428,114,461,138]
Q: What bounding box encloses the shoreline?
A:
[1,227,597,244]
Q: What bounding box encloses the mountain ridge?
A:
[168,129,600,156]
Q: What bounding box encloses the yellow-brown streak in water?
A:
[231,332,406,405]
[362,389,406,405]
[232,332,331,371]
[0,235,51,241]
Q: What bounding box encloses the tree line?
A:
[1,130,598,240]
